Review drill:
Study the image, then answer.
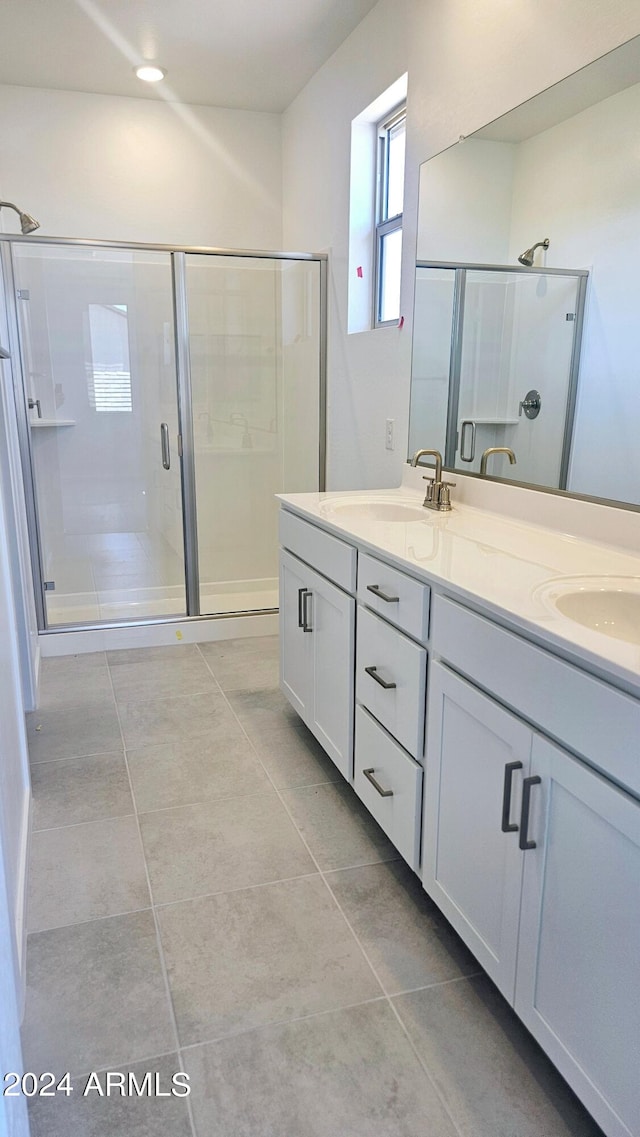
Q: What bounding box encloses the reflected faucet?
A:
[479,447,517,476]
[410,448,455,511]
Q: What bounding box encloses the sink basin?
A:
[538,577,640,644]
[319,499,427,524]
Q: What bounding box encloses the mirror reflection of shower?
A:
[0,201,40,234]
[517,238,550,267]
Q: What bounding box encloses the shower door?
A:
[11,244,187,626]
[184,253,321,617]
[454,269,583,487]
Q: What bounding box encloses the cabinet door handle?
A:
[501,761,523,833]
[519,776,541,850]
[364,665,396,689]
[363,767,394,797]
[367,584,399,603]
[297,587,307,628]
[302,589,313,632]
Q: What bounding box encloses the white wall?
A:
[0,85,282,249]
[283,0,640,489]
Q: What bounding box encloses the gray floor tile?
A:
[327,860,480,995]
[393,976,604,1137]
[126,717,271,812]
[28,815,150,932]
[109,644,218,703]
[27,702,122,763]
[281,781,398,871]
[27,1052,192,1137]
[140,793,316,905]
[199,636,279,691]
[117,691,229,750]
[250,718,342,789]
[227,686,301,736]
[158,876,381,1046]
[37,652,112,710]
[185,1000,458,1137]
[31,751,132,831]
[22,911,175,1075]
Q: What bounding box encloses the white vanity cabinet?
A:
[425,595,640,1137]
[279,515,356,781]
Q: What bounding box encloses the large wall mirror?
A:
[408,35,640,509]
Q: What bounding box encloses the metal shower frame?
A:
[0,235,328,633]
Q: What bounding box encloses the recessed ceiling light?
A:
[135,65,166,83]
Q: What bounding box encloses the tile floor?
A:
[23,636,604,1136]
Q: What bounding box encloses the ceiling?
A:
[0,0,380,112]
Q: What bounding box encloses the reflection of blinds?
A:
[90,368,132,413]
[87,303,132,413]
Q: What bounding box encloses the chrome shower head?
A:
[518,238,549,267]
[0,201,40,234]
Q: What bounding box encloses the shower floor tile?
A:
[22,637,605,1137]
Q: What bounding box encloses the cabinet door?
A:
[279,549,313,721]
[515,736,640,1137]
[307,566,355,781]
[423,663,531,1001]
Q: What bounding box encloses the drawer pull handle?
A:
[367,584,399,603]
[519,776,541,851]
[501,761,523,833]
[364,665,396,690]
[363,767,394,797]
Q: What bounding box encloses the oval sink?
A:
[554,590,640,644]
[320,500,427,523]
[537,576,640,645]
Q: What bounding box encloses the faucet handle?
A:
[422,475,436,502]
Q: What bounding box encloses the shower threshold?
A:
[45,579,279,628]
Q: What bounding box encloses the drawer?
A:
[432,593,640,798]
[356,605,427,759]
[354,705,423,870]
[279,509,356,593]
[357,552,429,641]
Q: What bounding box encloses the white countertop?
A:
[278,481,640,696]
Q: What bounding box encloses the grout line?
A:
[386,971,485,1000]
[32,811,137,835]
[28,904,154,938]
[104,663,199,1137]
[152,871,322,912]
[195,640,466,1137]
[178,993,390,1055]
[69,1046,184,1082]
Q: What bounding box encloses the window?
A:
[374,105,406,327]
[86,303,133,412]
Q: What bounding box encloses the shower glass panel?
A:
[12,244,185,626]
[408,266,456,457]
[185,254,320,616]
[456,270,581,485]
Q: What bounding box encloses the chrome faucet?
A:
[479,447,517,476]
[410,448,455,511]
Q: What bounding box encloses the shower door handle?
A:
[160,423,171,470]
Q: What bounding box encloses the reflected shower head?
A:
[518,238,549,267]
[0,201,40,234]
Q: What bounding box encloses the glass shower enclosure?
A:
[0,239,326,630]
[409,261,588,488]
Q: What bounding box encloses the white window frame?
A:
[374,103,406,328]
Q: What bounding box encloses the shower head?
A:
[518,238,549,267]
[0,201,40,234]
